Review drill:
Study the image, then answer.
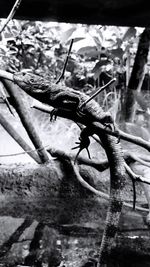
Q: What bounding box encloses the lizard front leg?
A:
[50,92,80,121]
[52,92,80,110]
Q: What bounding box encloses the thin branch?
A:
[47,147,109,172]
[79,78,116,109]
[56,39,74,84]
[71,159,109,199]
[125,162,150,185]
[0,113,41,164]
[125,151,150,167]
[92,122,150,152]
[0,144,49,158]
[0,0,22,34]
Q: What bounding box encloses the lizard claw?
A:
[50,108,58,121]
[72,136,91,164]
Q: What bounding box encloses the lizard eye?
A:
[30,79,34,83]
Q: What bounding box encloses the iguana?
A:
[12,71,126,266]
[13,72,114,124]
[13,72,117,155]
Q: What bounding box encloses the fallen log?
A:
[0,160,150,266]
[0,159,148,229]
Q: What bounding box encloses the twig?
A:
[0,113,41,164]
[92,122,150,152]
[0,145,49,158]
[125,162,150,185]
[125,151,150,167]
[56,39,74,84]
[0,0,22,34]
[79,78,116,109]
[47,147,109,172]
[2,79,49,164]
[131,176,137,210]
[71,159,109,199]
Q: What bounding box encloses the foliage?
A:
[0,20,149,122]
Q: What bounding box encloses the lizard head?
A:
[13,72,49,96]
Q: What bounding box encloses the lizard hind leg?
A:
[72,135,91,164]
[50,108,59,121]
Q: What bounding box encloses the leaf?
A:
[122,27,136,42]
[77,46,99,58]
[92,59,111,73]
[66,28,86,44]
[60,27,76,43]
[106,38,116,46]
[109,47,123,59]
[133,91,148,111]
[92,60,112,80]
[92,36,102,49]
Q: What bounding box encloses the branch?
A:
[92,122,150,152]
[47,147,149,213]
[0,113,41,164]
[125,151,150,167]
[0,0,22,34]
[56,39,74,84]
[31,100,150,153]
[125,162,150,185]
[79,78,116,109]
[47,147,109,172]
[1,79,49,163]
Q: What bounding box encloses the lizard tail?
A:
[97,134,126,267]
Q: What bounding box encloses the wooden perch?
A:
[31,100,150,153]
[1,79,49,164]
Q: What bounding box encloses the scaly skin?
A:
[13,72,113,125]
[13,72,126,266]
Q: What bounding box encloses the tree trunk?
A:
[123,28,150,122]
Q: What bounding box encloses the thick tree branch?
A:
[1,79,49,163]
[31,100,150,153]
[0,113,41,164]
